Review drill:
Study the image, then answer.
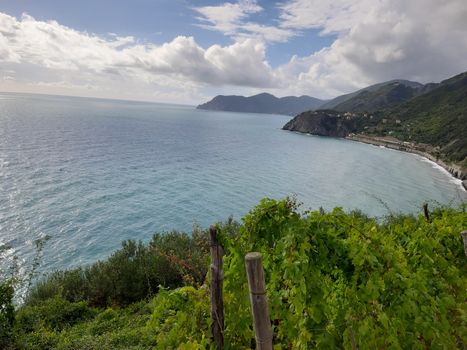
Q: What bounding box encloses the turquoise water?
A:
[0,92,465,276]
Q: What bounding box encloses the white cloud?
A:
[0,11,278,103]
[126,36,277,87]
[237,23,295,43]
[274,0,467,97]
[1,0,467,102]
[194,0,262,34]
[279,0,371,34]
[193,0,296,43]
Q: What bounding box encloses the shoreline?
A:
[345,134,467,192]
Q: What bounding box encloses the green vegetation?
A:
[319,79,423,111]
[0,280,15,348]
[347,72,467,165]
[27,229,211,308]
[221,199,466,349]
[332,82,419,113]
[1,199,466,349]
[10,286,211,350]
[377,72,467,165]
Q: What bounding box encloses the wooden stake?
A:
[349,326,359,350]
[245,252,273,350]
[423,203,430,222]
[461,231,467,257]
[210,226,224,349]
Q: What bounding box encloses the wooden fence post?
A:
[461,231,467,257]
[210,226,224,349]
[423,203,430,222]
[245,252,273,350]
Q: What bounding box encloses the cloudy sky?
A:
[1,0,466,104]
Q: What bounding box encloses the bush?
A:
[26,229,211,307]
[14,298,158,350]
[0,280,15,348]
[15,296,96,332]
[220,198,467,349]
[149,286,210,348]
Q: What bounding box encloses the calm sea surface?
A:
[0,93,465,276]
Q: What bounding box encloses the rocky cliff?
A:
[282,110,357,137]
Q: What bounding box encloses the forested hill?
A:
[320,79,426,112]
[370,71,467,165]
[196,93,325,115]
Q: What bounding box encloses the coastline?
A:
[345,134,467,192]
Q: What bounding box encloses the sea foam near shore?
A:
[417,155,465,191]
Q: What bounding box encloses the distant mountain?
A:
[283,71,467,178]
[197,80,433,117]
[320,80,427,112]
[196,93,326,115]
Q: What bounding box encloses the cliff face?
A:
[282,110,355,137]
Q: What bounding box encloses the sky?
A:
[0,0,466,104]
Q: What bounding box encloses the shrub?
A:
[15,296,96,332]
[149,286,210,349]
[0,280,15,348]
[14,298,157,350]
[26,229,211,307]
[220,198,467,349]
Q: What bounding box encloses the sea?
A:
[0,92,465,281]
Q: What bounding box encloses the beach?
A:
[346,134,467,191]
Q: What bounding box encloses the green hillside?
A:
[320,80,423,111]
[377,72,467,164]
[332,83,417,112]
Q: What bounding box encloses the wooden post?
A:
[245,252,273,350]
[461,231,467,257]
[210,226,224,349]
[349,325,359,350]
[423,203,430,222]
